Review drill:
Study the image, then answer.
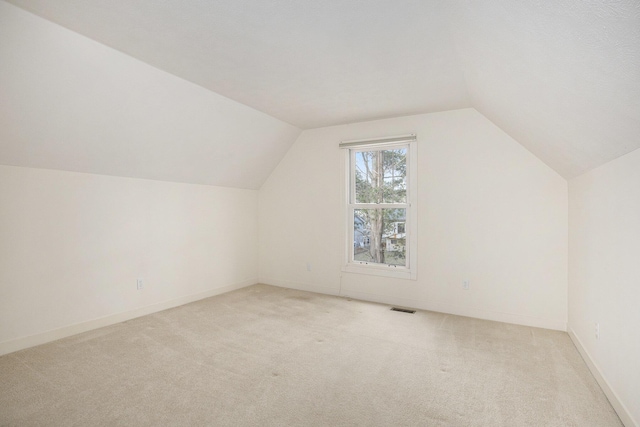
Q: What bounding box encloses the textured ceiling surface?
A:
[450,0,640,178]
[0,2,301,189]
[3,0,640,179]
[3,0,471,130]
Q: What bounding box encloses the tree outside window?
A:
[352,148,407,266]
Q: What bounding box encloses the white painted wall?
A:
[0,1,300,190]
[0,165,258,355]
[259,108,568,330]
[568,148,640,427]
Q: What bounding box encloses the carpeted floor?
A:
[0,284,623,426]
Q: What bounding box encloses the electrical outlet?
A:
[595,322,600,340]
[306,263,312,272]
[462,280,470,290]
[136,278,144,290]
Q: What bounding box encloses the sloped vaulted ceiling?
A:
[2,0,640,182]
[450,1,640,178]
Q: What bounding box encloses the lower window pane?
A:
[353,208,406,266]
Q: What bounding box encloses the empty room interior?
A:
[1,0,639,425]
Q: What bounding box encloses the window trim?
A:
[341,135,417,280]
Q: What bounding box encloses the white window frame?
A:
[341,134,417,280]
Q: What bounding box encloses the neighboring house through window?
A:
[341,134,417,280]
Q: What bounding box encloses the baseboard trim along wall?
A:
[260,277,567,331]
[259,277,342,298]
[0,279,257,357]
[340,289,567,331]
[568,328,637,427]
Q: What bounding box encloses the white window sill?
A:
[342,263,416,280]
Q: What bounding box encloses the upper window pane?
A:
[354,148,407,204]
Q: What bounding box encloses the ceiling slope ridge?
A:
[2,0,301,129]
[4,0,640,179]
[4,0,472,129]
[448,0,640,179]
[0,1,301,190]
[470,107,568,182]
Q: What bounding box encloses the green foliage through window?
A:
[352,148,407,266]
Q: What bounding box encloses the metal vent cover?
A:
[390,307,416,314]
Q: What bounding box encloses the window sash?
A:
[348,206,411,267]
[349,145,409,206]
[342,135,417,280]
[346,143,413,273]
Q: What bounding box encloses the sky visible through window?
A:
[353,147,407,266]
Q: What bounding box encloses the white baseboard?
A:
[259,277,342,297]
[341,288,567,331]
[260,277,567,331]
[0,279,256,357]
[568,328,637,427]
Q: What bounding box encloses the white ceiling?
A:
[450,1,640,178]
[3,0,640,179]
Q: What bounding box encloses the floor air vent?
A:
[390,307,416,314]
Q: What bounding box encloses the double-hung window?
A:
[341,134,417,280]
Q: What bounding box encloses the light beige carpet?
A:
[0,284,623,426]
